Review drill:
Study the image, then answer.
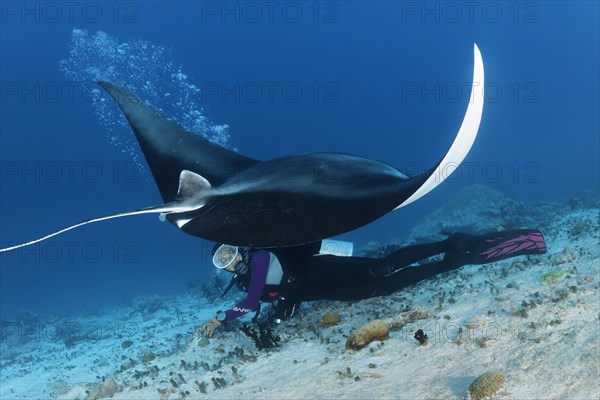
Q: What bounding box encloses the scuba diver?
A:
[201,229,547,337]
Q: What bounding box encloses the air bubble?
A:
[59,29,232,177]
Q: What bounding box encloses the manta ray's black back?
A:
[98,82,321,256]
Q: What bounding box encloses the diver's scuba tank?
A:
[318,239,353,256]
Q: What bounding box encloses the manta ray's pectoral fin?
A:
[97,81,258,203]
[395,43,485,209]
[0,170,213,253]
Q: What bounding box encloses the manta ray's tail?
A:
[0,170,210,253]
[0,205,173,253]
[396,43,485,209]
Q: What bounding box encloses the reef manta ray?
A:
[0,44,484,251]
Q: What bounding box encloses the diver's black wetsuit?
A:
[285,230,547,302]
[223,230,546,322]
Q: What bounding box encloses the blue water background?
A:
[1,1,598,318]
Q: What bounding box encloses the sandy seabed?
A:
[1,186,598,400]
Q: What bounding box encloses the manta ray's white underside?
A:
[396,43,485,209]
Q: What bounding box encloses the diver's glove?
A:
[201,317,222,337]
[272,296,299,324]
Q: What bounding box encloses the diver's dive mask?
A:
[212,244,239,270]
